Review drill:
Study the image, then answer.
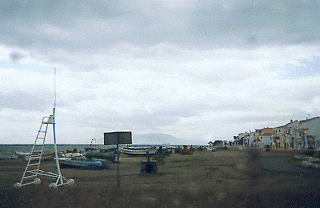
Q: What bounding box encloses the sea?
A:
[0,144,189,154]
[0,144,122,154]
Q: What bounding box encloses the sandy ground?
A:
[1,148,320,207]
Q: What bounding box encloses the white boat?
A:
[301,157,320,169]
[24,152,55,161]
[302,160,313,168]
[294,154,316,161]
[15,151,32,157]
[15,150,55,161]
[122,147,157,156]
[60,152,84,158]
[15,150,43,157]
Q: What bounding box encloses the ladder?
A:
[14,108,74,188]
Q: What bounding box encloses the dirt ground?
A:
[1,148,320,207]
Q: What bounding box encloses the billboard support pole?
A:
[103,131,132,188]
[117,134,120,188]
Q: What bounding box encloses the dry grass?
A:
[1,149,320,207]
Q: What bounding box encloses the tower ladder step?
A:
[25,170,39,174]
[29,156,41,160]
[29,163,40,166]
[23,175,37,179]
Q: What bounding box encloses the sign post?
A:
[117,133,120,187]
[104,131,132,188]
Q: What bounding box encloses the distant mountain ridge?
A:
[132,133,197,145]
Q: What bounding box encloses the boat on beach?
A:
[24,152,55,161]
[122,146,157,156]
[61,152,84,158]
[301,157,320,169]
[84,152,119,162]
[15,151,33,157]
[15,151,55,161]
[58,158,113,170]
[0,154,18,160]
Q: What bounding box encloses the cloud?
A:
[0,1,320,144]
[1,0,320,55]
[0,90,51,111]
[9,51,24,62]
[189,0,319,49]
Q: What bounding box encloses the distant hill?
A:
[132,133,199,145]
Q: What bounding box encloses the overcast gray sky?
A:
[1,0,319,144]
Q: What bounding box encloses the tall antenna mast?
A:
[54,68,57,109]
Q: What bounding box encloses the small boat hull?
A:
[0,154,18,160]
[301,157,320,169]
[61,152,84,158]
[24,153,55,161]
[15,151,31,157]
[58,158,113,170]
[85,152,119,162]
[122,148,157,156]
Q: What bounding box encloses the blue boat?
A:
[58,158,113,170]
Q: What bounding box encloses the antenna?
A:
[54,68,57,109]
[52,68,57,120]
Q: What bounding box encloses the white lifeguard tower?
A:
[14,69,74,188]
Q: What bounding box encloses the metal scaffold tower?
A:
[14,68,74,188]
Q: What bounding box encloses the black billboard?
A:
[104,131,132,145]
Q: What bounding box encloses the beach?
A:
[1,148,319,207]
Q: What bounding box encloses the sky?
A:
[0,0,320,145]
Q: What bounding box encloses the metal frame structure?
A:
[14,108,74,188]
[14,69,73,188]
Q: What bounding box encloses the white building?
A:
[284,117,320,149]
[235,117,320,150]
